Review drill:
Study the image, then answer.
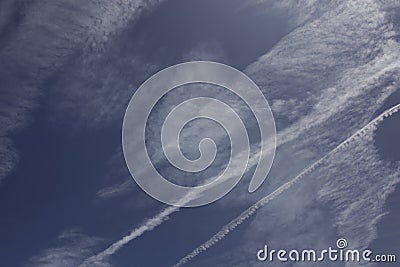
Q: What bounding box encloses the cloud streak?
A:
[0,0,163,184]
[27,229,104,267]
[173,104,400,266]
[80,0,400,264]
[79,206,178,266]
[81,146,262,265]
[171,0,400,263]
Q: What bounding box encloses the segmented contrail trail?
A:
[173,103,400,267]
[80,104,399,266]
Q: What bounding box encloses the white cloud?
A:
[173,105,400,267]
[27,229,105,267]
[96,178,134,199]
[172,0,400,264]
[82,0,400,264]
[79,206,178,266]
[0,0,164,184]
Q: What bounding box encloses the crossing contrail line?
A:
[173,103,400,266]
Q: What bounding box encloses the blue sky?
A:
[0,0,399,266]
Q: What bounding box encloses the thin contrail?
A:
[79,206,179,266]
[79,104,399,266]
[173,103,400,267]
[79,151,250,265]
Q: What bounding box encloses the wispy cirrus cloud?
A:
[96,179,135,199]
[0,0,164,185]
[27,229,105,267]
[173,0,400,264]
[80,0,400,265]
[174,104,400,266]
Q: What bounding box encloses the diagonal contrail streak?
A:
[173,103,400,266]
[79,206,178,266]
